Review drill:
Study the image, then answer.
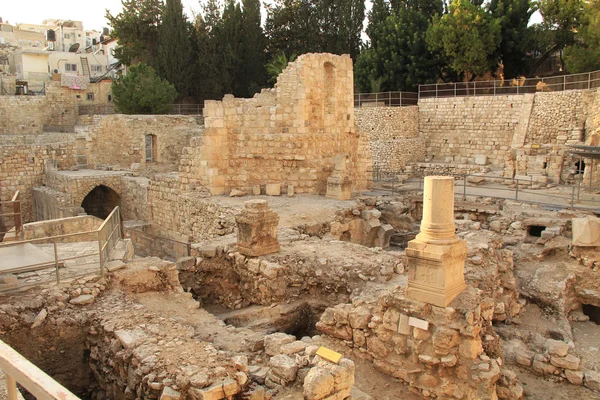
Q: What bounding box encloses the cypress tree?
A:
[240,0,267,96]
[157,0,192,98]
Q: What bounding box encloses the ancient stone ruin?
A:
[0,52,600,400]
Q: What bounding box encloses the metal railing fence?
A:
[0,192,23,241]
[419,70,600,99]
[98,206,122,272]
[78,104,203,116]
[125,226,191,262]
[0,339,79,400]
[354,91,419,107]
[368,171,600,211]
[0,207,123,292]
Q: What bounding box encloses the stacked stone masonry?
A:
[0,81,112,135]
[418,95,525,167]
[355,106,425,172]
[179,53,372,196]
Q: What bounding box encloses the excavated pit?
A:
[212,301,324,338]
[2,323,98,399]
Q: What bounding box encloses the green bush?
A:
[112,63,178,114]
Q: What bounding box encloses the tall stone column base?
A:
[406,239,467,307]
[326,175,352,200]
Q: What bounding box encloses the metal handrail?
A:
[0,339,79,400]
[354,91,419,108]
[418,69,600,99]
[78,104,204,116]
[368,170,600,210]
[0,207,123,289]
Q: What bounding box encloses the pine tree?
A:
[112,63,177,114]
[157,0,192,98]
[356,6,440,91]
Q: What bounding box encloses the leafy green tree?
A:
[239,0,267,96]
[356,7,440,91]
[487,0,536,78]
[112,63,177,114]
[532,0,584,73]
[157,0,192,97]
[106,0,163,66]
[266,53,296,82]
[564,0,600,72]
[426,0,501,81]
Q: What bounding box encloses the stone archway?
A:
[81,185,121,219]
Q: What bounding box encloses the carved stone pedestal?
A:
[406,176,466,307]
[326,154,352,200]
[236,200,280,256]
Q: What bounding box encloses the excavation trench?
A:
[2,323,98,399]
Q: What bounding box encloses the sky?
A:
[2,0,543,34]
[1,0,201,31]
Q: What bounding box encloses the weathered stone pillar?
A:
[236,200,280,256]
[406,176,466,307]
[326,154,352,200]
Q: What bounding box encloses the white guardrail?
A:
[0,339,79,400]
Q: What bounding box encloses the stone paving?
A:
[0,240,128,291]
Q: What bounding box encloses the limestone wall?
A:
[23,215,102,242]
[419,95,523,167]
[0,81,113,135]
[526,91,586,145]
[0,133,77,222]
[80,114,203,170]
[147,173,180,232]
[120,176,149,221]
[147,173,236,242]
[179,53,371,196]
[355,106,425,172]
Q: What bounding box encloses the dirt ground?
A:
[215,194,356,228]
[514,367,600,399]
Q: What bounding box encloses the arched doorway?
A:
[81,185,121,219]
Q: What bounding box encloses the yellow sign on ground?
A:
[316,346,343,364]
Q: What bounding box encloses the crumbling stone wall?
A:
[316,286,501,399]
[0,133,76,222]
[179,53,371,196]
[0,81,112,135]
[355,106,425,172]
[80,114,203,170]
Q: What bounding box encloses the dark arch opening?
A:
[582,304,600,324]
[81,185,121,220]
[527,225,545,237]
[575,160,586,175]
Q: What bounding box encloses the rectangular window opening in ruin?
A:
[145,134,157,163]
